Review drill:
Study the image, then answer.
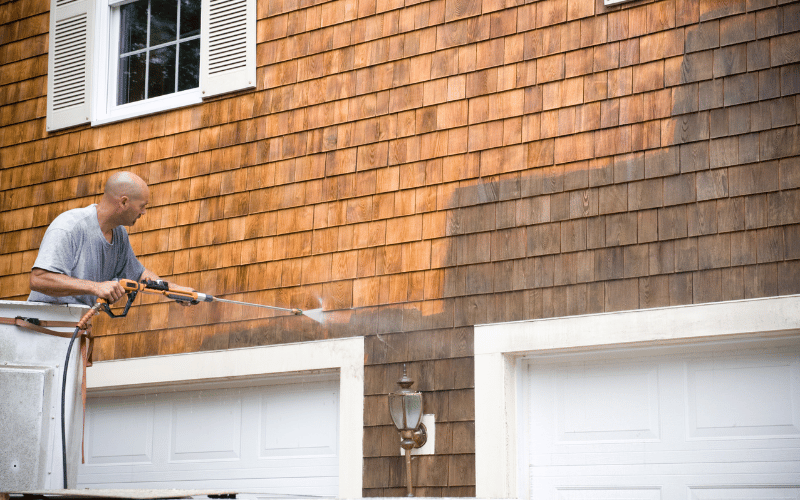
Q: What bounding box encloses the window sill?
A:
[92,89,202,127]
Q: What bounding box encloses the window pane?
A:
[119,0,148,53]
[148,46,176,98]
[177,39,200,91]
[114,0,200,109]
[180,0,201,38]
[150,0,177,46]
[118,52,147,104]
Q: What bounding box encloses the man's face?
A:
[122,187,149,226]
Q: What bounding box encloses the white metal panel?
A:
[690,487,800,500]
[85,338,364,498]
[0,368,50,487]
[687,357,800,439]
[86,400,155,464]
[78,378,339,496]
[525,341,800,500]
[47,0,94,131]
[170,392,242,461]
[555,363,660,443]
[475,296,800,499]
[556,489,662,500]
[0,301,88,489]
[259,383,338,458]
[200,0,256,98]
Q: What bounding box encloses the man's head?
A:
[102,171,150,226]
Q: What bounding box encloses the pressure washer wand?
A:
[207,296,303,315]
[119,279,305,316]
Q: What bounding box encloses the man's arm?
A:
[30,268,127,304]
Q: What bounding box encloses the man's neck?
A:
[95,202,117,243]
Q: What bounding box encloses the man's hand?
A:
[91,280,127,304]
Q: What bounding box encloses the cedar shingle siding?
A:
[2,0,799,494]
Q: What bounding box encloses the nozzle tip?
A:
[292,308,303,315]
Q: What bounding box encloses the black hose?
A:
[61,325,82,489]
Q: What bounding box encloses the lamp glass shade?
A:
[388,391,423,431]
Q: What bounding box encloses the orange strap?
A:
[81,334,90,464]
[0,316,81,338]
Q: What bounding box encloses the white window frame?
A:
[47,0,256,131]
[85,337,365,498]
[93,0,203,126]
[474,294,800,499]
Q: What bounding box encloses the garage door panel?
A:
[556,364,661,443]
[532,482,669,500]
[537,483,800,500]
[532,445,800,467]
[80,458,338,477]
[171,396,242,461]
[85,401,155,465]
[260,383,338,458]
[79,379,339,495]
[689,487,800,500]
[526,341,800,500]
[533,474,800,500]
[78,474,338,495]
[551,487,662,500]
[687,356,800,439]
[79,462,338,482]
[533,461,800,476]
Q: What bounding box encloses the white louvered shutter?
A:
[46,0,94,132]
[200,0,256,98]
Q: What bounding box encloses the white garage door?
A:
[524,339,800,500]
[78,377,339,497]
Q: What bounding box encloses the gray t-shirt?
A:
[28,205,145,307]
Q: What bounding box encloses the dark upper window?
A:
[117,0,201,105]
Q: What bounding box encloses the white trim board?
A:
[474,295,800,499]
[86,337,364,498]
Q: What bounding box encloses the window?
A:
[116,0,201,106]
[46,0,256,132]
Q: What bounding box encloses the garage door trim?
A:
[474,295,800,499]
[85,337,364,498]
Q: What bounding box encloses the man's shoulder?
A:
[49,205,97,230]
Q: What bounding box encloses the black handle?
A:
[99,289,138,318]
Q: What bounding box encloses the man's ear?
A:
[119,195,129,207]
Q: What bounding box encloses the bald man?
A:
[29,171,181,307]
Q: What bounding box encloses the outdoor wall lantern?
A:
[388,364,427,497]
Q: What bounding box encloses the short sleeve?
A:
[31,227,78,275]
